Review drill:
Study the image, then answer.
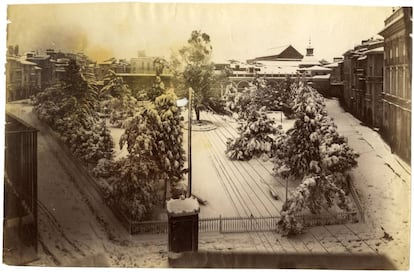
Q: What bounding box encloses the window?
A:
[395,68,399,97]
[403,42,406,56]
[390,48,392,60]
[402,67,406,98]
[396,46,399,58]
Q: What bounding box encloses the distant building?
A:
[130,51,158,74]
[116,73,172,94]
[304,65,331,96]
[54,58,70,83]
[341,37,384,118]
[325,59,343,97]
[6,55,41,101]
[298,41,321,69]
[365,47,384,127]
[247,45,304,63]
[25,52,54,89]
[96,58,115,81]
[379,7,412,162]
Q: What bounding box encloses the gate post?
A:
[167,197,200,253]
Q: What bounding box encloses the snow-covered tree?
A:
[114,106,163,221]
[273,83,359,235]
[100,70,139,128]
[154,90,186,199]
[226,105,281,161]
[33,58,114,166]
[171,30,217,121]
[223,83,254,120]
[112,89,186,220]
[147,76,166,102]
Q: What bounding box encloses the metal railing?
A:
[4,113,39,255]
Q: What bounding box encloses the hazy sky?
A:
[7,2,393,63]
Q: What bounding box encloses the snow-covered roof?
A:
[357,55,367,61]
[305,65,331,71]
[301,55,320,66]
[365,47,384,54]
[116,73,172,77]
[255,60,302,67]
[166,196,200,216]
[247,45,304,62]
[312,74,331,80]
[19,60,37,66]
[34,66,42,70]
[324,62,339,68]
[257,65,299,75]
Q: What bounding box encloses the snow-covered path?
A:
[324,98,410,268]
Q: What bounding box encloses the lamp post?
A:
[187,87,193,198]
[176,87,193,198]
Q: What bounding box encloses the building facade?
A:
[365,47,384,127]
[379,7,412,162]
[25,52,55,90]
[130,51,158,74]
[6,56,42,101]
[341,38,384,122]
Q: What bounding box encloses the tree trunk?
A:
[164,179,167,207]
[195,107,201,121]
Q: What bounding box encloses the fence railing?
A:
[4,113,39,256]
[128,211,358,235]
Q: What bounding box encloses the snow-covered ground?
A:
[324,98,411,268]
[4,99,410,269]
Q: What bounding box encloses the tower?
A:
[306,38,314,57]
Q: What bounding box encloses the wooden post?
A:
[219,215,222,233]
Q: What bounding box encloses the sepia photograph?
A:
[2,0,412,270]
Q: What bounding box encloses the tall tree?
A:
[172,30,216,121]
[113,90,186,220]
[115,106,163,221]
[272,83,359,235]
[154,90,186,199]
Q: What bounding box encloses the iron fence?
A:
[128,211,358,235]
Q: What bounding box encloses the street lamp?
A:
[176,87,193,198]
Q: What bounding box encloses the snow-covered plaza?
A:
[5,97,410,268]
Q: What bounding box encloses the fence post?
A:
[219,215,222,233]
[250,214,253,231]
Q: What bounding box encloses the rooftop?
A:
[248,45,304,62]
[305,65,331,71]
[365,47,384,54]
[324,62,339,68]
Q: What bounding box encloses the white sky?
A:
[6,1,396,63]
